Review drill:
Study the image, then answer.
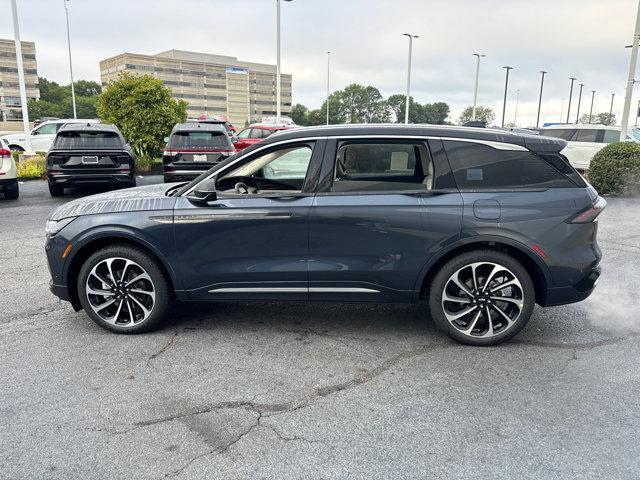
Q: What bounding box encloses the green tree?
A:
[97,72,187,159]
[458,105,495,125]
[593,112,616,126]
[73,80,101,97]
[422,102,450,124]
[290,103,308,126]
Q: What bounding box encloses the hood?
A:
[2,132,25,142]
[49,183,178,221]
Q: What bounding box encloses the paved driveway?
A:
[1,180,639,479]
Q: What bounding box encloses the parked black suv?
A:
[46,123,136,196]
[163,122,235,183]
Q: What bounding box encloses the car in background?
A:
[539,124,640,170]
[163,122,235,183]
[33,117,60,128]
[232,123,293,151]
[195,115,236,136]
[46,123,136,196]
[2,118,100,153]
[0,138,18,199]
[45,124,604,346]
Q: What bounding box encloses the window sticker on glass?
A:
[390,151,410,171]
[467,169,483,181]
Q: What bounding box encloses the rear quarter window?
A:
[54,131,123,149]
[443,140,575,190]
[540,128,576,141]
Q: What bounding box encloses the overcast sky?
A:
[2,0,639,126]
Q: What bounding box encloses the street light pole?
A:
[536,70,547,128]
[275,0,292,123]
[9,0,31,152]
[575,83,584,124]
[620,0,640,141]
[326,51,330,125]
[566,77,576,124]
[402,33,418,124]
[63,0,76,119]
[588,90,596,124]
[501,66,513,128]
[610,93,615,120]
[560,98,565,123]
[513,89,520,126]
[472,53,485,121]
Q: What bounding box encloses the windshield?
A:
[54,131,122,149]
[169,131,232,150]
[630,128,640,142]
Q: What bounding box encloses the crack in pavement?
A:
[146,329,179,367]
[511,333,638,350]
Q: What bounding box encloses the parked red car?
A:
[232,123,293,151]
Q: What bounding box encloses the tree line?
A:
[290,83,451,126]
[28,77,102,120]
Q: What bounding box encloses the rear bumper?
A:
[163,164,213,182]
[540,265,601,307]
[48,171,134,186]
[0,177,18,191]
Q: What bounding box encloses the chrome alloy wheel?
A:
[85,257,156,327]
[441,262,524,338]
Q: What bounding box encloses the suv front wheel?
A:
[77,245,169,333]
[429,250,535,346]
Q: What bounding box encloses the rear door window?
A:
[250,128,264,139]
[331,142,434,192]
[54,131,123,149]
[573,129,600,143]
[170,131,231,149]
[443,140,574,190]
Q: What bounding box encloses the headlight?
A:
[45,216,77,236]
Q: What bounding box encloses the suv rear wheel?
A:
[428,250,535,346]
[77,245,170,333]
[48,182,64,196]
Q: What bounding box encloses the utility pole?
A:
[275,0,292,123]
[575,83,584,124]
[472,53,485,121]
[64,0,76,118]
[620,0,640,140]
[588,90,596,124]
[566,77,576,124]
[10,0,31,151]
[536,70,547,128]
[326,51,330,125]
[402,33,419,124]
[501,66,514,128]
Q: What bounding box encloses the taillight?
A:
[48,155,64,165]
[0,148,11,158]
[568,197,607,223]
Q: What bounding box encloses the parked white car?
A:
[0,138,18,199]
[1,118,100,153]
[539,124,640,170]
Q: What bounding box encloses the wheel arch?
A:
[65,232,182,311]
[415,236,550,305]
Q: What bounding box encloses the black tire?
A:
[428,249,535,346]
[48,182,64,197]
[77,244,170,334]
[4,185,19,199]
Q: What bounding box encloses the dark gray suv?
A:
[45,124,604,345]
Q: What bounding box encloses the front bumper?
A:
[49,280,70,301]
[540,265,601,307]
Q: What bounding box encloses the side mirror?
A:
[231,136,239,143]
[186,179,217,206]
[31,129,38,136]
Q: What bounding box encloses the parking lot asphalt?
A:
[1,179,639,480]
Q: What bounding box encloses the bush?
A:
[12,150,20,163]
[589,142,640,196]
[16,155,46,179]
[135,155,154,174]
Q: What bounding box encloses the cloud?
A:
[2,0,638,126]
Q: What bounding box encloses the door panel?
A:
[174,195,312,300]
[309,192,462,302]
